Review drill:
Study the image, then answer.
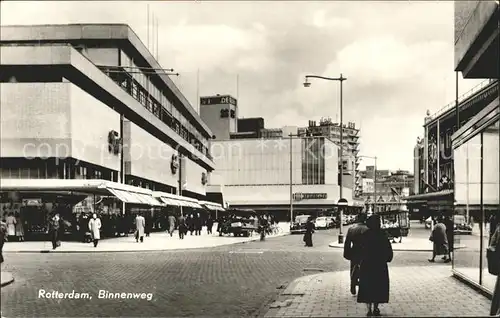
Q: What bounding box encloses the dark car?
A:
[218,209,258,237]
[290,215,312,234]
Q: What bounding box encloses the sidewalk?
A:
[265,266,491,317]
[0,271,14,288]
[3,223,290,253]
[329,237,466,252]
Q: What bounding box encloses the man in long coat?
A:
[344,213,369,295]
[135,212,146,243]
[88,213,102,247]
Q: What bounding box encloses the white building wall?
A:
[181,156,207,195]
[124,121,178,188]
[0,82,120,171]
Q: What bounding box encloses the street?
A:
[1,229,445,318]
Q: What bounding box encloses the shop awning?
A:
[199,200,225,211]
[152,191,203,209]
[405,189,454,202]
[0,179,162,206]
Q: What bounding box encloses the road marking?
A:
[229,251,264,254]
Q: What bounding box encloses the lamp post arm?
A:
[305,75,347,82]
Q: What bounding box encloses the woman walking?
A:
[5,213,16,240]
[303,217,315,247]
[357,214,393,316]
[428,216,451,263]
[14,212,24,241]
[488,222,500,316]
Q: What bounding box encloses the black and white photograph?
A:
[0,0,499,317]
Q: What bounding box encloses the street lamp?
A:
[359,155,378,213]
[303,74,347,244]
[289,133,300,225]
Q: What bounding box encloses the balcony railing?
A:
[428,79,497,121]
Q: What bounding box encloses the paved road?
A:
[1,229,447,317]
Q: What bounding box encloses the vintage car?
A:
[290,215,312,234]
[314,216,334,229]
[218,209,258,237]
[454,215,473,234]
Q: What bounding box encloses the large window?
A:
[301,137,325,185]
[453,117,499,293]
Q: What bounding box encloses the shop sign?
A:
[22,198,42,206]
[201,172,208,185]
[293,193,327,201]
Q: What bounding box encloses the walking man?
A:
[88,213,102,247]
[47,213,61,250]
[344,213,369,295]
[206,215,214,235]
[135,212,145,243]
[178,214,186,240]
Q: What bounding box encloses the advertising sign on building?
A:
[293,193,328,201]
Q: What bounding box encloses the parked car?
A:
[290,215,311,234]
[454,215,472,234]
[314,217,329,229]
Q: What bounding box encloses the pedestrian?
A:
[187,214,194,235]
[206,215,214,235]
[303,216,315,247]
[443,215,454,261]
[145,213,152,237]
[5,212,16,239]
[168,214,176,237]
[259,215,268,241]
[14,212,24,241]
[357,214,393,317]
[344,213,369,295]
[135,212,145,243]
[428,216,450,263]
[88,213,102,247]
[487,222,500,316]
[178,214,186,240]
[47,213,61,250]
[195,213,202,236]
[0,220,7,264]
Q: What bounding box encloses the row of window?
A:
[0,161,116,182]
[116,50,210,158]
[301,138,326,185]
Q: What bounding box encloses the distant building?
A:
[297,118,361,196]
[260,128,283,139]
[236,117,264,138]
[200,94,238,140]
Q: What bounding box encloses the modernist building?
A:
[208,136,356,220]
[199,94,238,140]
[452,0,499,297]
[0,24,224,237]
[297,119,361,196]
[407,0,499,296]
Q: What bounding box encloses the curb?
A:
[328,242,467,252]
[4,233,290,254]
[0,272,14,288]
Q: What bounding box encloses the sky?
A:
[0,1,486,172]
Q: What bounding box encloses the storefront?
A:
[451,100,499,295]
[0,179,223,240]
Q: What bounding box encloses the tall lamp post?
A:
[304,74,347,244]
[288,133,301,225]
[359,155,377,213]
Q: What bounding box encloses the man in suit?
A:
[135,212,146,243]
[344,212,369,295]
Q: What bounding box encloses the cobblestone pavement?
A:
[1,229,460,317]
[264,266,491,317]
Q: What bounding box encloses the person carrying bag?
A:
[488,223,500,316]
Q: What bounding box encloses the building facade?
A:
[297,119,361,196]
[209,137,356,220]
[199,94,238,140]
[0,24,219,236]
[451,0,499,296]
